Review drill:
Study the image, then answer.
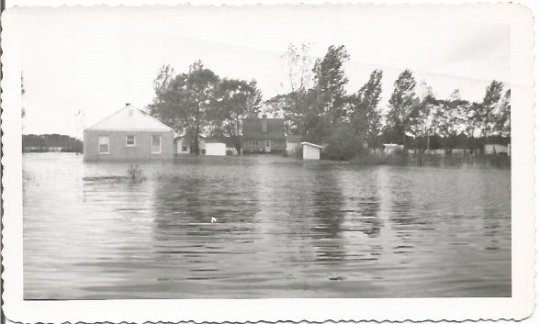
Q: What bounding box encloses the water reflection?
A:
[23,153,511,299]
[312,171,342,259]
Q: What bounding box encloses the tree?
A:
[210,78,262,153]
[406,99,430,151]
[278,91,320,140]
[279,43,315,138]
[349,69,383,149]
[495,89,511,138]
[148,61,219,154]
[280,45,350,144]
[386,69,419,146]
[282,43,313,92]
[312,45,350,127]
[431,90,469,154]
[322,122,363,161]
[475,80,504,147]
[407,81,435,151]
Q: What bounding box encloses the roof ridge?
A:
[85,104,173,131]
[85,106,127,130]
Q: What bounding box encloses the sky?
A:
[11,5,511,137]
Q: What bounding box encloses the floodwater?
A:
[23,153,511,299]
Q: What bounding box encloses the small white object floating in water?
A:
[211,217,217,223]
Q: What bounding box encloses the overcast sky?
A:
[12,6,510,137]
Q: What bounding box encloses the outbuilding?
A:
[205,142,227,156]
[175,134,206,155]
[301,142,323,160]
[83,104,174,161]
[484,143,509,155]
[383,143,404,155]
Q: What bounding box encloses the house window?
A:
[98,136,110,154]
[126,135,136,147]
[151,135,161,154]
[182,145,188,152]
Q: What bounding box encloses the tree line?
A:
[148,44,511,159]
[22,134,83,153]
[268,44,511,159]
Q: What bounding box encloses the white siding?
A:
[205,143,226,156]
[303,145,320,160]
[484,144,508,154]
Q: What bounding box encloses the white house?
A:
[301,142,323,160]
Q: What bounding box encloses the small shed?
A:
[301,142,323,160]
[484,143,509,155]
[383,143,404,155]
[205,142,226,156]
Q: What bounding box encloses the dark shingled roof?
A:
[243,118,285,140]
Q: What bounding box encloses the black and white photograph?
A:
[1,2,535,323]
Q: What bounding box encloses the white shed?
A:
[484,143,508,155]
[301,142,323,160]
[383,143,404,155]
[205,142,226,156]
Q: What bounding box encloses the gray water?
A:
[23,153,511,299]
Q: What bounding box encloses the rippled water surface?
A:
[23,153,511,299]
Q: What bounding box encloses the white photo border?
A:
[1,3,535,323]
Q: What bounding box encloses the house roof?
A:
[175,134,207,140]
[86,104,173,132]
[301,142,323,149]
[243,118,285,140]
